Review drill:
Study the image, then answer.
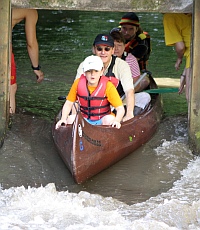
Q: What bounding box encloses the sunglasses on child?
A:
[95,46,112,52]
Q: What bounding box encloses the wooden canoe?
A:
[52,76,163,184]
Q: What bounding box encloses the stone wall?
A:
[11,0,193,13]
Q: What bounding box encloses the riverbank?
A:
[154,77,179,88]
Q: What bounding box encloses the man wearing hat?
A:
[75,33,151,121]
[56,55,125,129]
[111,12,151,71]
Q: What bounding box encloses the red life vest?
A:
[77,74,111,120]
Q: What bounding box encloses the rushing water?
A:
[0,114,198,229]
[0,10,197,229]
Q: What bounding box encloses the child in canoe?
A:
[55,55,125,129]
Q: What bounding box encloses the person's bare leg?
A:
[134,76,150,92]
[178,68,186,95]
[139,76,150,91]
[178,67,190,102]
[10,83,17,114]
[175,41,185,70]
[185,67,191,102]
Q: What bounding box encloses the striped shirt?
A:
[125,53,140,79]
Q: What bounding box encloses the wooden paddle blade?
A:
[144,88,179,94]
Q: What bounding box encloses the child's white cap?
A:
[83,55,103,72]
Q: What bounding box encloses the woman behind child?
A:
[110,30,150,93]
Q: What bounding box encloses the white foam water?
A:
[0,115,197,229]
[0,149,199,229]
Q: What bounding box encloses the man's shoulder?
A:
[75,61,84,79]
[114,56,130,68]
[112,56,132,78]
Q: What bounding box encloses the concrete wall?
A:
[11,0,193,13]
[0,0,11,147]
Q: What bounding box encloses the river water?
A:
[0,10,198,229]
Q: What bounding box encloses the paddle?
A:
[144,87,179,94]
[134,70,152,88]
[58,96,66,100]
[58,76,178,100]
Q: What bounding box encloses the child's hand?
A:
[110,120,121,129]
[55,120,67,129]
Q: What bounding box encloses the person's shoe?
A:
[134,106,143,116]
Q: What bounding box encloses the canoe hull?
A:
[52,77,162,184]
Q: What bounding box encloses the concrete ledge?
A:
[154,78,180,88]
[11,0,192,13]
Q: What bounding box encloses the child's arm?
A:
[56,79,79,129]
[110,105,125,129]
[55,100,74,129]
